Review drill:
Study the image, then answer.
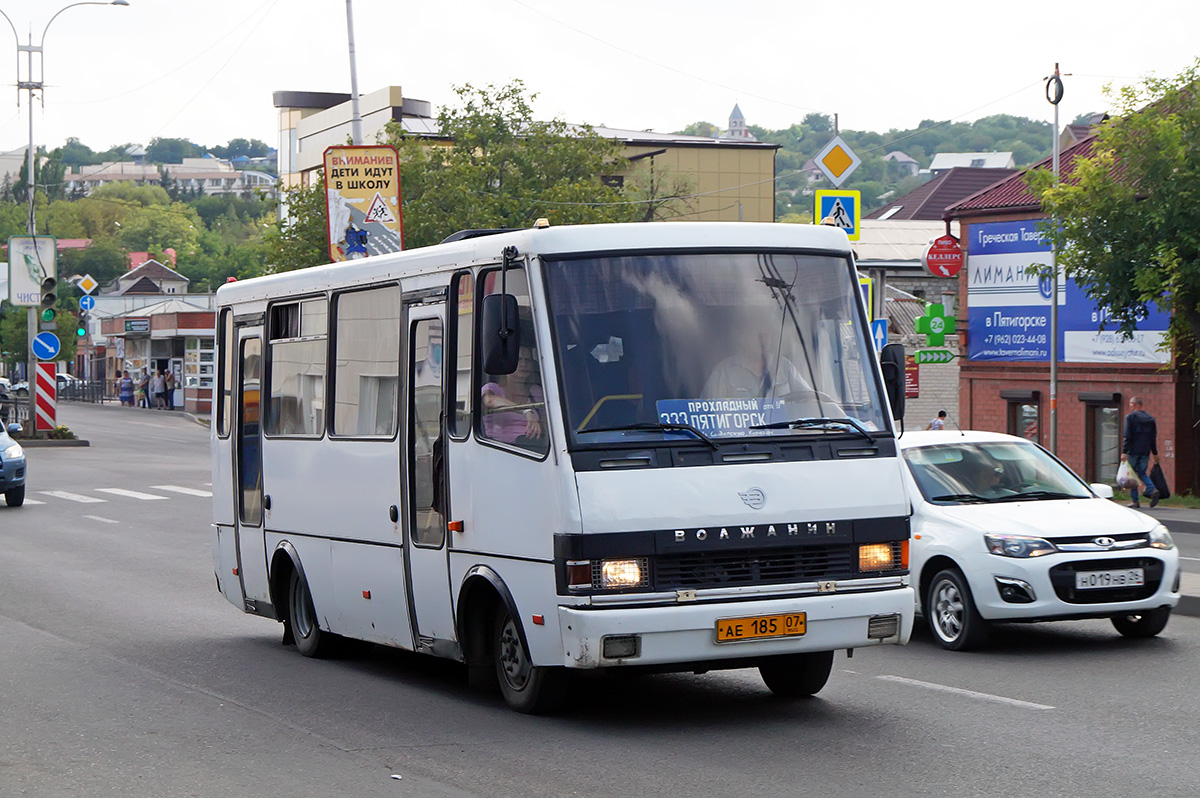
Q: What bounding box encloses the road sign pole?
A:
[26,306,36,438]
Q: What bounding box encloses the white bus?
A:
[211,221,914,713]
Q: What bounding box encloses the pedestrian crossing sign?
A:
[815,190,861,241]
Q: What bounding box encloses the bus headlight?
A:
[859,541,906,572]
[600,558,648,589]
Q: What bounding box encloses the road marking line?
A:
[1180,556,1200,562]
[39,490,106,504]
[877,675,1054,710]
[150,485,212,497]
[83,515,120,524]
[20,498,45,505]
[96,488,168,501]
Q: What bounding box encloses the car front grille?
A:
[1048,557,1164,604]
[654,544,854,591]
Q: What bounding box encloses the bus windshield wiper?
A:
[582,422,719,450]
[929,493,993,504]
[749,416,874,441]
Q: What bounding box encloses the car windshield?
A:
[542,251,887,447]
[903,440,1093,505]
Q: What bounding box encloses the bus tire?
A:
[493,608,567,714]
[288,568,335,658]
[4,485,25,507]
[758,650,834,698]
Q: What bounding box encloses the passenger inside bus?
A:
[481,345,548,453]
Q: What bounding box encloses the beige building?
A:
[274,86,777,223]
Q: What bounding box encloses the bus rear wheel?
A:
[288,569,336,658]
[759,650,834,698]
[493,608,567,714]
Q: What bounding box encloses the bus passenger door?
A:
[404,307,456,652]
[233,332,270,612]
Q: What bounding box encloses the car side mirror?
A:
[7,422,22,436]
[1090,483,1114,499]
[879,342,906,420]
[479,292,521,375]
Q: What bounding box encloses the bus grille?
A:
[654,545,854,590]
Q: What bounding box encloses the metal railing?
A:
[0,396,29,427]
[57,380,110,403]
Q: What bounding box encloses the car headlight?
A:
[1149,525,1175,550]
[2,443,22,460]
[984,534,1056,558]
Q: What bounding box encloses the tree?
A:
[803,113,833,133]
[1031,59,1200,354]
[262,177,330,271]
[679,121,719,138]
[145,137,203,164]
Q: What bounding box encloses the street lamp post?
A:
[0,1,129,434]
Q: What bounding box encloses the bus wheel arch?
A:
[457,567,515,692]
[269,542,336,656]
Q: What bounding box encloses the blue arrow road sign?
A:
[871,319,888,352]
[33,331,61,360]
[79,295,96,311]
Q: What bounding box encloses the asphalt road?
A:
[2,402,1198,797]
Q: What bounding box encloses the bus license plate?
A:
[716,612,806,643]
[1075,568,1144,590]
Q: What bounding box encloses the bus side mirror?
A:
[480,293,521,375]
[879,342,906,421]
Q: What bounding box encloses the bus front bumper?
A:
[557,586,914,669]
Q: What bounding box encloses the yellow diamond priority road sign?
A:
[814,135,861,187]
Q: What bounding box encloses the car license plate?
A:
[1075,568,1145,590]
[716,612,806,643]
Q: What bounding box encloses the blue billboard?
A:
[966,220,1169,363]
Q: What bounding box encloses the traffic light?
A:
[76,311,88,338]
[40,276,57,311]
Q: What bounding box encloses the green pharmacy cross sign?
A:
[914,303,956,346]
[915,349,957,365]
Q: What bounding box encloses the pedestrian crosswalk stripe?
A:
[83,515,120,524]
[39,490,106,503]
[96,488,168,501]
[151,485,212,497]
[21,498,44,505]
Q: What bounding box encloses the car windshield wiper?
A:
[749,416,874,441]
[929,493,993,504]
[991,490,1081,503]
[581,421,719,450]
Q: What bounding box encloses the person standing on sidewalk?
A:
[164,369,176,411]
[1121,395,1159,508]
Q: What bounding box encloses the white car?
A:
[899,430,1181,650]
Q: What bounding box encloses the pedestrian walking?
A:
[926,410,948,430]
[118,370,134,407]
[164,369,176,410]
[1121,395,1159,508]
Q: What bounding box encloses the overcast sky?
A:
[1,0,1198,157]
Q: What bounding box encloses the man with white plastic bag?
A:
[1120,395,1159,509]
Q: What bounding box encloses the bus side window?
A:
[449,271,474,439]
[477,268,548,457]
[265,297,328,437]
[331,285,401,437]
[216,308,233,437]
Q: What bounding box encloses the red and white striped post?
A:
[35,362,57,433]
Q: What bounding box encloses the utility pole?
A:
[345,0,363,145]
[1045,64,1065,454]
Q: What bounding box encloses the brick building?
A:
[946,136,1192,491]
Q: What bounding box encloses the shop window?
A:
[1001,390,1040,442]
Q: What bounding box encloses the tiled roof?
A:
[866,167,1015,220]
[947,136,1098,217]
[124,259,188,283]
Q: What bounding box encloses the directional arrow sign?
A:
[915,349,957,365]
[79,295,96,311]
[33,331,61,360]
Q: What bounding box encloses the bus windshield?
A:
[542,251,888,447]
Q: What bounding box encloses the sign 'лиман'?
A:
[323,146,404,262]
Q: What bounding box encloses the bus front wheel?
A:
[288,569,335,658]
[493,608,567,714]
[758,650,834,698]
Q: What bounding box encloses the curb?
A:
[19,438,90,448]
[1178,595,1200,619]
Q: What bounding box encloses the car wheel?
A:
[493,607,567,714]
[1111,607,1171,638]
[926,568,989,651]
[759,650,835,698]
[287,568,336,658]
[4,485,24,507]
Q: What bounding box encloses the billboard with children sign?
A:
[323,146,404,262]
